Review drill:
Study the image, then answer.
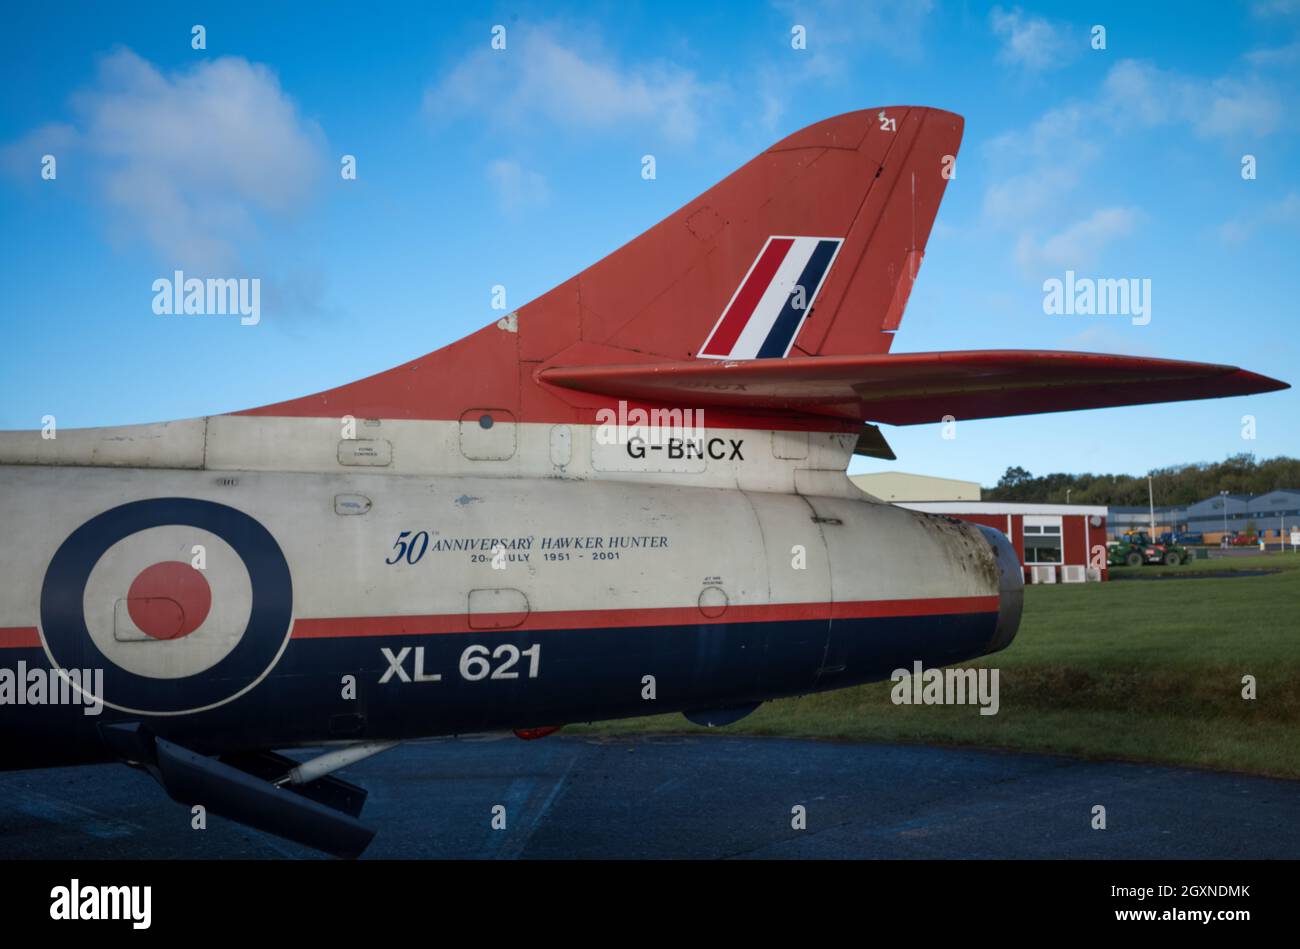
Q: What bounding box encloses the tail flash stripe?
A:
[756,238,841,358]
[700,237,794,357]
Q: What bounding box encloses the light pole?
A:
[1220,489,1229,546]
[1148,475,1156,537]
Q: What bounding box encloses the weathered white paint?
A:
[0,465,998,639]
[0,417,859,496]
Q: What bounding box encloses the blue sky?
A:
[1,0,1296,487]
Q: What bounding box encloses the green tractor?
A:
[1108,531,1192,567]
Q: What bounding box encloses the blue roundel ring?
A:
[39,498,293,715]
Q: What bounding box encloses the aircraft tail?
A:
[240,106,961,424]
[237,107,1284,433]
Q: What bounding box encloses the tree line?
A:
[985,454,1300,506]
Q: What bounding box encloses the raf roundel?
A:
[39,498,293,715]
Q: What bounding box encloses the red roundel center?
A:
[127,561,212,640]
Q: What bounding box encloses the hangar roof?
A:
[896,501,1108,516]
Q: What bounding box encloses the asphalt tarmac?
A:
[1,735,1296,859]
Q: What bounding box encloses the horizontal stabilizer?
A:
[540,350,1288,425]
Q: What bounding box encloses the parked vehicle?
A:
[1109,532,1154,566]
[1108,531,1193,566]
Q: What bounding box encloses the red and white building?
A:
[893,502,1110,582]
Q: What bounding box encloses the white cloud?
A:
[982,164,1082,229]
[758,86,786,131]
[981,103,1099,230]
[1219,191,1300,244]
[485,159,550,214]
[3,48,326,273]
[0,122,79,178]
[1015,206,1140,272]
[1097,59,1172,127]
[1099,59,1281,139]
[989,6,1068,71]
[981,58,1284,274]
[1252,0,1300,16]
[1196,76,1284,138]
[773,0,935,79]
[425,26,711,144]
[986,102,1096,165]
[1246,38,1300,66]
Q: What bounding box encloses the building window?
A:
[1023,518,1063,565]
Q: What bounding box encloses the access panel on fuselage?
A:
[798,495,1002,691]
[744,491,833,697]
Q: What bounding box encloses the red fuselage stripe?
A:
[0,597,1000,649]
[289,596,999,640]
[0,627,41,649]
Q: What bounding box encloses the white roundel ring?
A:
[82,526,251,679]
[39,498,293,716]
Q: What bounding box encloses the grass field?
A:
[573,552,1300,778]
